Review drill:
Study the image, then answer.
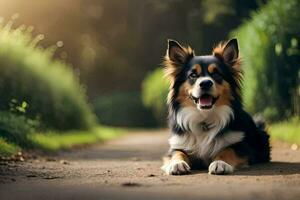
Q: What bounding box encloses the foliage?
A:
[93,92,157,127]
[0,111,36,148]
[232,0,300,121]
[270,117,300,144]
[141,68,168,125]
[0,2,262,131]
[0,137,19,156]
[0,19,95,130]
[6,0,257,96]
[141,0,300,124]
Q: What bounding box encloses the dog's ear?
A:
[222,39,239,64]
[166,39,194,66]
[214,39,239,65]
[213,39,242,97]
[164,39,194,80]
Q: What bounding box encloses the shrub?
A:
[93,92,157,127]
[0,111,36,148]
[0,137,19,156]
[232,0,300,121]
[0,19,95,130]
[141,68,168,125]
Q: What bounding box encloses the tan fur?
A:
[163,150,190,166]
[215,81,232,107]
[164,40,242,107]
[164,45,194,82]
[192,64,202,75]
[176,82,195,107]
[207,63,217,74]
[214,148,248,168]
[173,67,233,108]
[164,45,194,104]
[212,41,243,100]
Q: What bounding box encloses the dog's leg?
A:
[208,148,247,175]
[161,150,191,175]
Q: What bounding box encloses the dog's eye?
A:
[188,73,198,79]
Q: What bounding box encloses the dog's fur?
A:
[161,39,270,175]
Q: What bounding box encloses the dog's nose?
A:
[200,80,213,90]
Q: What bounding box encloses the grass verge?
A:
[0,137,20,156]
[270,118,300,144]
[0,126,124,156]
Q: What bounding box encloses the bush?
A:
[93,92,157,127]
[232,0,300,121]
[0,137,19,156]
[0,19,95,130]
[0,111,36,148]
[141,68,168,125]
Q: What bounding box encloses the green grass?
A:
[0,126,124,156]
[270,118,300,144]
[0,137,20,156]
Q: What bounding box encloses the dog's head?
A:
[164,39,242,112]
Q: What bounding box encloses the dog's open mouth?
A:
[191,94,219,109]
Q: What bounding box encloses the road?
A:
[1,130,300,200]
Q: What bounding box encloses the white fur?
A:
[191,77,217,110]
[192,77,216,98]
[169,105,244,162]
[208,160,234,175]
[161,159,191,175]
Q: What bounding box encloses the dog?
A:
[161,39,270,175]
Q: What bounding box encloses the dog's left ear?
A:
[222,39,239,64]
[214,39,239,65]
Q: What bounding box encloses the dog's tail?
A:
[253,114,266,131]
[253,113,271,163]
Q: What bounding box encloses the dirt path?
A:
[1,130,300,200]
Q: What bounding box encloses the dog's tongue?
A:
[199,95,213,106]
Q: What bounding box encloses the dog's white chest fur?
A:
[169,105,244,161]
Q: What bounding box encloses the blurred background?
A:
[0,0,299,156]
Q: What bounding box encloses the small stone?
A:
[46,158,56,162]
[59,160,70,165]
[147,174,155,177]
[291,144,298,150]
[43,175,61,180]
[131,157,141,161]
[121,182,142,187]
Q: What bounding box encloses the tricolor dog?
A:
[161,39,270,175]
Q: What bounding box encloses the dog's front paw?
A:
[161,160,191,175]
[208,160,234,175]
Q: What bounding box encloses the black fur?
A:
[166,40,270,167]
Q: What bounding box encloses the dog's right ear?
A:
[164,40,194,81]
[166,39,194,66]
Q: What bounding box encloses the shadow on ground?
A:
[185,161,300,176]
[233,161,300,176]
